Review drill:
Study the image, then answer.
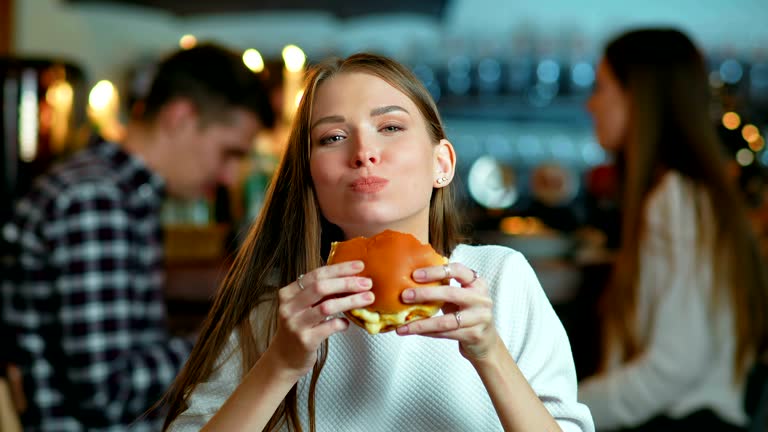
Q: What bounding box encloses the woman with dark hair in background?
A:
[579,28,768,431]
[160,52,594,431]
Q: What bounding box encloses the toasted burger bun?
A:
[326,229,448,334]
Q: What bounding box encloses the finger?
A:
[396,309,464,334]
[293,291,375,328]
[284,316,353,356]
[412,262,480,286]
[313,260,365,283]
[401,285,491,310]
[279,275,371,316]
[278,260,366,301]
[399,327,460,340]
[303,316,353,343]
[397,308,493,337]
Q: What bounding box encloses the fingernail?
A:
[362,291,374,301]
[401,289,415,302]
[358,278,371,288]
[413,270,427,281]
[351,261,364,270]
[396,325,409,335]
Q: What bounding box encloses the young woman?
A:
[579,28,768,431]
[161,53,594,432]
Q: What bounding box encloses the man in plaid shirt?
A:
[1,44,274,431]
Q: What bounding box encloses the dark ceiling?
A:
[64,0,450,19]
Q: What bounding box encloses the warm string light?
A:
[179,34,197,50]
[742,124,760,143]
[281,44,306,123]
[499,216,551,235]
[282,45,306,73]
[722,112,741,130]
[724,113,767,167]
[749,136,765,153]
[741,123,765,152]
[88,80,115,111]
[88,80,124,141]
[45,80,74,153]
[242,49,264,73]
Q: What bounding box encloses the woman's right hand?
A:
[265,260,374,378]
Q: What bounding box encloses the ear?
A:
[155,98,198,137]
[433,139,456,188]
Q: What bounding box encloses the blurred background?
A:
[2,0,767,375]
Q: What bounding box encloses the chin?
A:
[333,209,429,235]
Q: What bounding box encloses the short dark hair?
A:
[139,43,275,128]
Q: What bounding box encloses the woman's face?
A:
[309,72,454,241]
[587,59,630,152]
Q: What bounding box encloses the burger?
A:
[326,230,448,334]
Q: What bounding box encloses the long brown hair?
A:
[161,53,465,431]
[598,28,768,379]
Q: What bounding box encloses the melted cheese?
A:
[350,305,439,335]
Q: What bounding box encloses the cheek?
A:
[609,105,629,140]
[185,148,210,178]
[309,155,338,193]
[397,151,435,187]
[595,96,613,122]
[309,158,347,222]
[193,139,219,171]
[309,154,324,181]
[593,97,626,144]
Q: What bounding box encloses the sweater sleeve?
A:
[167,329,243,432]
[493,249,595,432]
[578,173,715,430]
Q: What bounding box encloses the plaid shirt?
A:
[1,141,192,431]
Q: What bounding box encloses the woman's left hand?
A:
[396,262,500,361]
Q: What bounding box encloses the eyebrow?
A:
[370,105,409,117]
[311,105,410,130]
[311,115,345,130]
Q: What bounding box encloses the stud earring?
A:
[436,176,448,184]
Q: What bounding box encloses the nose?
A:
[350,134,380,168]
[354,153,378,168]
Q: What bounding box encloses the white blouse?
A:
[579,171,747,429]
[169,245,594,431]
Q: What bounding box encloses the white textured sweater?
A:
[579,172,747,430]
[169,245,594,431]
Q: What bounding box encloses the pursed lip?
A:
[350,176,389,193]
